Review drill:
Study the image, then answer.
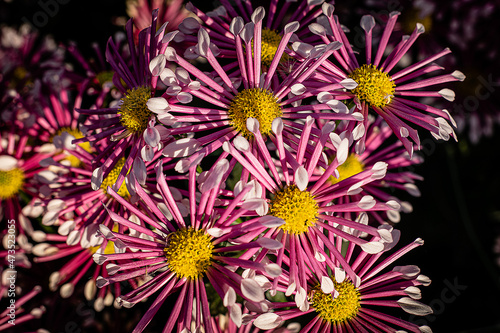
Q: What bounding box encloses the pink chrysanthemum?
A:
[317,115,423,225]
[248,237,432,332]
[74,12,178,189]
[219,117,401,297]
[156,11,361,171]
[94,163,283,333]
[0,129,53,252]
[181,0,330,65]
[305,5,464,155]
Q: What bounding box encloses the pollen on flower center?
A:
[349,64,395,107]
[100,158,130,198]
[269,185,318,235]
[329,154,365,185]
[164,228,214,280]
[118,86,152,133]
[310,281,361,323]
[0,166,24,200]
[228,88,282,138]
[252,27,288,68]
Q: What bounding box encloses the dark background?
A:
[2,0,500,332]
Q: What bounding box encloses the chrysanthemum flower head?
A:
[305,5,465,156]
[219,116,402,299]
[248,236,432,332]
[74,11,178,191]
[0,129,54,254]
[93,161,286,332]
[158,9,362,171]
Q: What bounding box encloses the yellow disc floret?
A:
[164,228,214,280]
[329,154,365,185]
[0,166,24,200]
[310,281,361,324]
[118,86,152,133]
[269,185,318,235]
[228,88,282,138]
[100,158,130,198]
[349,64,395,107]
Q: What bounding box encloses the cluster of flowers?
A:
[1,0,466,332]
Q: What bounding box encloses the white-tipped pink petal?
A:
[157,112,177,125]
[230,17,244,35]
[256,237,283,250]
[162,138,200,157]
[251,6,265,23]
[246,117,260,134]
[405,286,422,300]
[291,83,306,95]
[132,157,147,185]
[360,241,384,254]
[321,276,334,294]
[326,100,349,113]
[147,97,170,114]
[334,267,346,283]
[241,278,265,302]
[265,263,282,277]
[229,305,242,327]
[272,118,283,135]
[141,145,155,162]
[233,136,250,151]
[223,287,237,307]
[259,216,285,228]
[358,195,376,209]
[360,15,376,32]
[149,54,166,76]
[144,127,161,148]
[196,28,211,57]
[393,265,421,278]
[253,313,282,330]
[294,166,308,191]
[66,230,81,246]
[284,21,300,34]
[200,159,229,193]
[397,297,433,316]
[176,92,193,104]
[438,88,455,102]
[340,78,358,90]
[241,198,268,216]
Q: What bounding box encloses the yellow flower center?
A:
[269,185,318,235]
[349,64,395,107]
[251,27,288,68]
[310,281,361,324]
[329,154,365,185]
[164,228,214,280]
[55,128,92,167]
[228,88,282,138]
[100,158,130,198]
[0,166,24,200]
[118,86,152,133]
[9,66,31,89]
[96,71,114,86]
